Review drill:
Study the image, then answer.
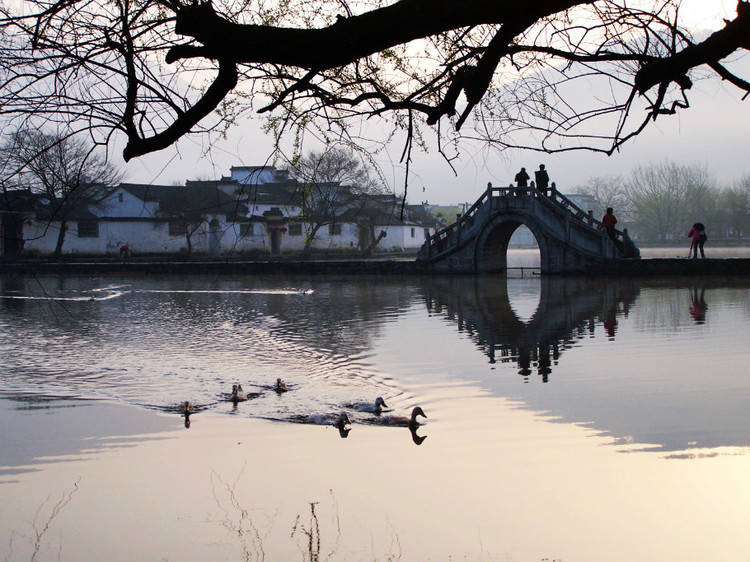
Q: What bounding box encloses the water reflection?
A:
[421,277,750,453]
[0,396,173,479]
[2,274,750,455]
[423,277,639,381]
[409,426,427,445]
[689,287,708,324]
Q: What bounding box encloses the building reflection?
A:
[422,276,640,381]
[0,274,27,313]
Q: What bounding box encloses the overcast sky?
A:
[118,0,750,204]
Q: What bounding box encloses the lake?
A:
[2,269,750,561]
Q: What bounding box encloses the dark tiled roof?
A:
[0,189,40,214]
[120,182,248,217]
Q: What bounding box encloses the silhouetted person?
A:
[515,167,530,187]
[689,287,707,324]
[119,244,130,259]
[601,207,624,252]
[687,222,707,259]
[602,207,617,241]
[534,164,549,195]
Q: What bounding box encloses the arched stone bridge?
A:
[417,184,637,274]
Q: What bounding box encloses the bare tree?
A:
[1,0,749,187]
[290,147,385,252]
[625,162,713,241]
[0,129,122,256]
[573,175,631,220]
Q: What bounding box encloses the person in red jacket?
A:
[602,207,617,241]
[687,222,707,258]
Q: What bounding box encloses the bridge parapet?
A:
[418,184,638,274]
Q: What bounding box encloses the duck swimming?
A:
[275,378,289,392]
[382,406,427,430]
[179,401,194,428]
[230,384,247,403]
[348,396,388,415]
[293,412,351,430]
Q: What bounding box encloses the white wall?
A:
[95,188,159,218]
[20,217,431,256]
[230,167,284,184]
[378,224,433,250]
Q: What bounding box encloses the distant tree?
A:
[290,147,386,252]
[0,129,122,256]
[573,175,631,222]
[717,184,750,238]
[626,163,712,241]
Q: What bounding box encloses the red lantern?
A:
[24,218,34,227]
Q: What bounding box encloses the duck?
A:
[295,412,351,430]
[381,406,427,430]
[348,396,388,415]
[179,401,194,428]
[275,378,289,392]
[230,384,247,403]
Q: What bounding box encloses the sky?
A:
[116,0,750,205]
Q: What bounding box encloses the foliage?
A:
[576,162,750,241]
[0,128,122,255]
[289,146,387,249]
[1,0,749,195]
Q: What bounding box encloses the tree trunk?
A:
[303,223,322,255]
[53,220,67,258]
[361,229,386,258]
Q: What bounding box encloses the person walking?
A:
[514,167,530,187]
[687,222,707,258]
[534,164,550,195]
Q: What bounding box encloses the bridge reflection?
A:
[422,277,640,380]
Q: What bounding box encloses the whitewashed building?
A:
[4,167,438,258]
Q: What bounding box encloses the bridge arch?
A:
[417,185,634,274]
[474,212,549,273]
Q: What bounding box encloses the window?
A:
[410,227,415,238]
[328,223,342,235]
[288,223,302,236]
[118,192,124,202]
[77,221,99,238]
[169,221,187,236]
[240,223,254,237]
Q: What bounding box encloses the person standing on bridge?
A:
[514,167,530,187]
[534,164,550,196]
[602,207,618,242]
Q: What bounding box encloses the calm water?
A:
[2,269,750,560]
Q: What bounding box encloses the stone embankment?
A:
[2,257,750,276]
